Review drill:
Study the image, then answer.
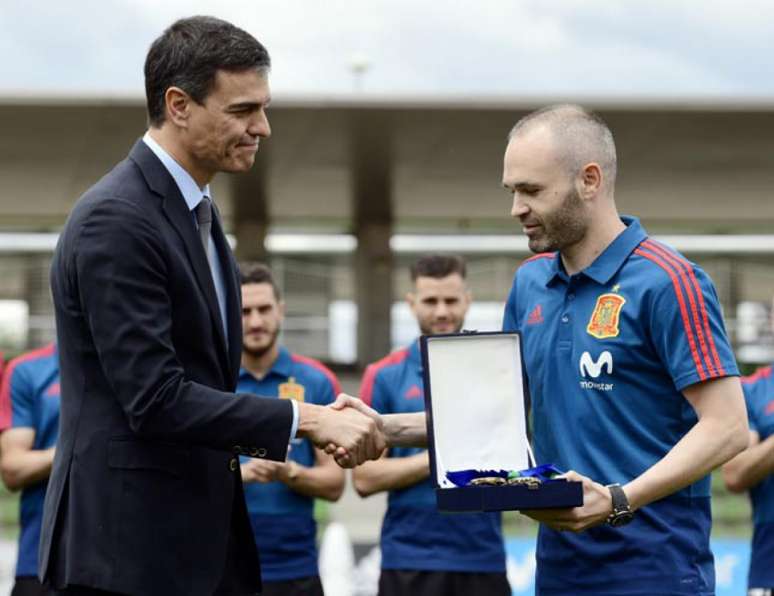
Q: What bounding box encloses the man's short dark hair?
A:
[239,262,281,300]
[410,254,467,282]
[144,16,271,127]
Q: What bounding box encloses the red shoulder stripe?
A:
[519,253,556,269]
[359,349,409,407]
[634,248,707,381]
[0,343,56,431]
[290,354,342,396]
[642,240,720,377]
[742,366,772,385]
[644,240,725,376]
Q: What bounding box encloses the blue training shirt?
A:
[740,366,774,589]
[0,343,60,578]
[237,347,340,582]
[502,217,738,595]
[361,340,506,573]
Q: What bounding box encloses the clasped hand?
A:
[302,394,386,468]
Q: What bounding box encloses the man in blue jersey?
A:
[352,254,510,596]
[0,343,59,596]
[498,104,748,595]
[331,104,750,594]
[723,364,774,595]
[237,262,345,596]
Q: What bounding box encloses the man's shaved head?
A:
[508,104,617,192]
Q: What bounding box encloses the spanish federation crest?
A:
[278,377,305,402]
[586,293,626,339]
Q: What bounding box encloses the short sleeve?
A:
[742,381,762,433]
[0,363,35,431]
[359,365,391,414]
[648,263,739,391]
[502,271,520,332]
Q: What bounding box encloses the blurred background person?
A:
[0,343,59,596]
[352,254,509,596]
[238,263,345,596]
[723,349,774,595]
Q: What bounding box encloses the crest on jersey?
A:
[279,377,305,402]
[586,293,626,339]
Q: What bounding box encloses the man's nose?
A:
[435,302,450,318]
[249,109,271,139]
[511,194,529,218]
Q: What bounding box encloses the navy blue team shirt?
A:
[0,343,60,579]
[361,340,506,573]
[237,346,340,582]
[740,366,774,589]
[503,217,738,595]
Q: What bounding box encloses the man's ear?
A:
[278,300,286,322]
[578,162,603,199]
[165,86,192,128]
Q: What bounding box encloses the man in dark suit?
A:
[40,16,384,596]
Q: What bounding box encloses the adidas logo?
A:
[404,385,423,399]
[527,304,544,325]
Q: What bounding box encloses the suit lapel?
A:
[129,141,231,372]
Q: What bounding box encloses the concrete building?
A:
[1,95,774,362]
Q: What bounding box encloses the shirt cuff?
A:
[289,399,299,441]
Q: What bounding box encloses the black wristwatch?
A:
[605,483,634,527]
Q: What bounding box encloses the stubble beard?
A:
[527,187,587,254]
[242,327,280,359]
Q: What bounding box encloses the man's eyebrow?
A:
[227,98,270,111]
[503,181,542,191]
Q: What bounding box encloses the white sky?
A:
[2,0,773,99]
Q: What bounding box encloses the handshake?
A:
[296,395,426,468]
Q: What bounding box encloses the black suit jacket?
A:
[40,140,294,596]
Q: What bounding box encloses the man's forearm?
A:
[624,415,747,511]
[723,433,774,492]
[0,447,55,491]
[353,452,429,496]
[280,462,344,501]
[383,412,427,448]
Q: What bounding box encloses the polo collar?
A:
[239,346,293,382]
[546,216,647,286]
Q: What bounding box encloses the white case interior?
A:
[425,333,530,488]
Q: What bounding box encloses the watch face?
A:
[609,511,634,527]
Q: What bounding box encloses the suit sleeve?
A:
[73,198,292,458]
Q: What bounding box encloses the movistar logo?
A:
[579,351,613,378]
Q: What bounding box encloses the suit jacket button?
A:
[257,448,267,458]
[229,457,239,472]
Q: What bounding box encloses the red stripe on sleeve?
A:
[742,366,772,385]
[290,354,342,396]
[634,248,707,381]
[645,240,725,377]
[359,349,410,407]
[359,364,379,407]
[0,364,13,431]
[0,343,56,431]
[643,240,722,377]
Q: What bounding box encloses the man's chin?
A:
[243,342,273,357]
